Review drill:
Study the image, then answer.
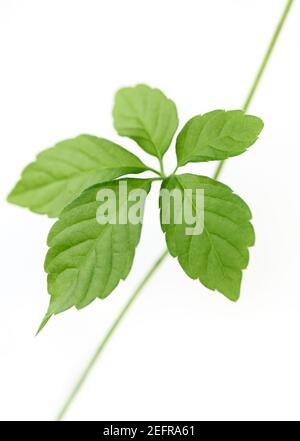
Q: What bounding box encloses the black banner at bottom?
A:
[0,421,296,438]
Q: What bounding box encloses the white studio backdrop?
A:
[0,0,299,421]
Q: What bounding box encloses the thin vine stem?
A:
[56,250,168,421]
[56,0,294,420]
[213,0,294,181]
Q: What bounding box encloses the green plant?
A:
[7,0,294,420]
[8,84,263,326]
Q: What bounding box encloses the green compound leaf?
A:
[176,110,263,166]
[113,84,179,159]
[40,178,152,331]
[8,135,149,218]
[160,174,255,301]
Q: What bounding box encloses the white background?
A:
[0,0,299,421]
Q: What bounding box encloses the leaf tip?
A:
[224,288,241,302]
[6,187,17,204]
[36,313,52,336]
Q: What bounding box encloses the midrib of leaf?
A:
[49,226,113,311]
[188,118,243,161]
[174,176,250,276]
[122,94,162,159]
[48,186,140,309]
[17,166,145,194]
[187,114,222,159]
[58,137,143,166]
[175,176,226,278]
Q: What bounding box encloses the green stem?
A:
[242,0,294,112]
[56,0,294,420]
[213,0,294,181]
[147,166,163,178]
[56,250,169,421]
[159,157,166,178]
